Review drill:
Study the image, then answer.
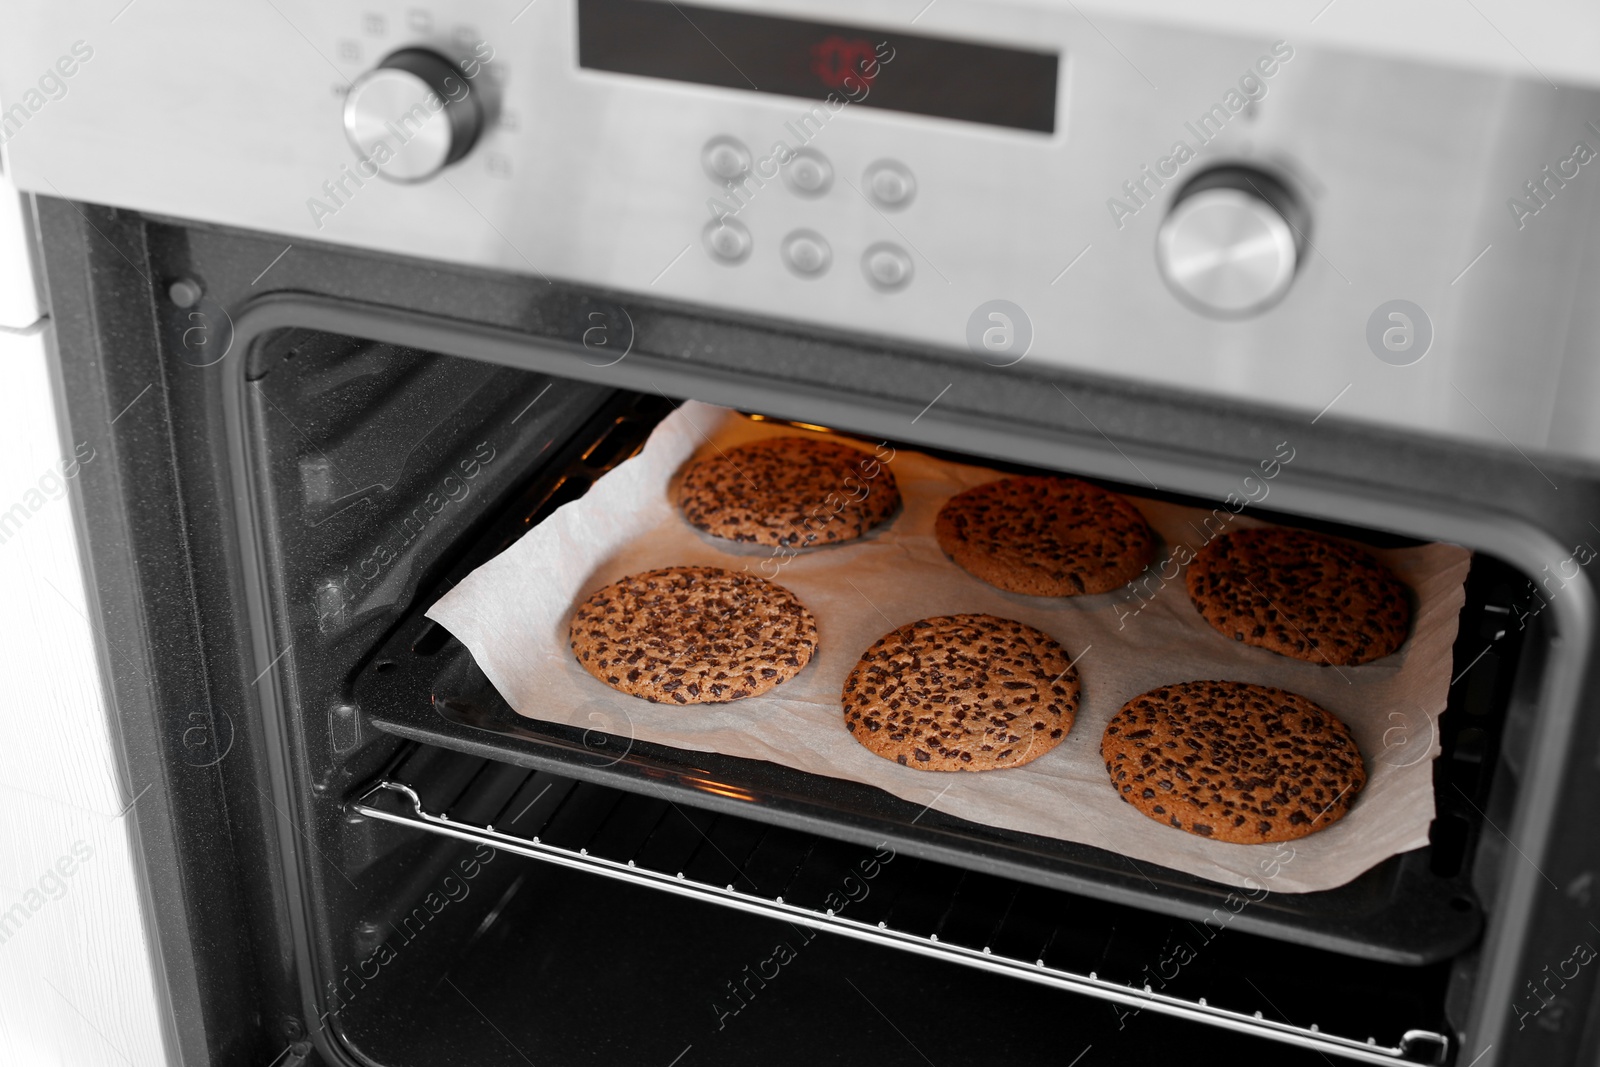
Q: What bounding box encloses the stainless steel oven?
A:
[6,1,1600,1064]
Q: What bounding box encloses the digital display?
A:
[577,0,1058,134]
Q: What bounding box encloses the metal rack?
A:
[352,744,1453,1066]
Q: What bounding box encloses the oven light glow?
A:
[682,777,757,803]
[743,414,838,434]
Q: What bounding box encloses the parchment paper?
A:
[427,402,1471,893]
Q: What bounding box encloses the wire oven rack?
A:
[352,742,1453,1066]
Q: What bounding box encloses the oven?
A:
[6,1,1600,1065]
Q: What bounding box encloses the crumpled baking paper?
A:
[427,402,1470,893]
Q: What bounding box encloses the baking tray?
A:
[352,391,1524,963]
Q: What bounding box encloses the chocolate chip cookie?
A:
[1102,680,1366,844]
[570,566,817,703]
[934,476,1157,596]
[678,436,900,548]
[1185,527,1411,666]
[842,614,1080,771]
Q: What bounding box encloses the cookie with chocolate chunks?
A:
[1102,680,1366,844]
[569,566,817,704]
[678,436,900,548]
[842,614,1079,772]
[934,476,1156,596]
[1185,527,1411,666]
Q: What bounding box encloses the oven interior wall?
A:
[238,324,617,796]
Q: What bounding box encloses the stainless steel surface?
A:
[355,778,1451,1066]
[5,1,1599,463]
[1157,185,1297,317]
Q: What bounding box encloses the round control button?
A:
[864,160,916,209]
[1155,167,1305,318]
[781,230,831,277]
[703,217,752,264]
[862,242,914,291]
[702,137,751,182]
[343,49,484,183]
[783,149,833,196]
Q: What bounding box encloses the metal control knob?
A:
[342,49,483,183]
[1156,167,1306,318]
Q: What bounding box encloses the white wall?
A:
[0,186,169,1064]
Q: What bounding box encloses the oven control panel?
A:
[4,0,1600,465]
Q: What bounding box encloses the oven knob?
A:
[342,49,484,183]
[1155,168,1306,317]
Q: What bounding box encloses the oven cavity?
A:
[238,335,1532,1066]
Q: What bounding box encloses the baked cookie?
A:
[1185,527,1411,666]
[569,566,817,704]
[841,614,1079,771]
[934,476,1156,596]
[1102,680,1366,844]
[678,436,900,548]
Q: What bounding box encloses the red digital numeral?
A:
[810,35,878,88]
